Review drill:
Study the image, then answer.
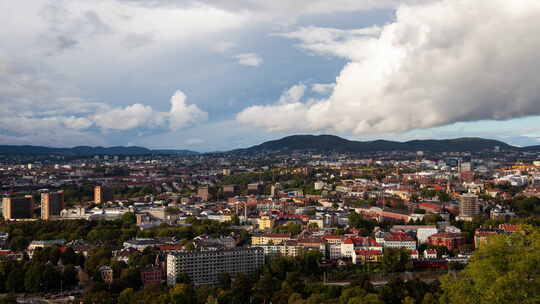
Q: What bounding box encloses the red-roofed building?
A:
[352,249,383,264]
[428,232,466,250]
[418,202,442,213]
[499,224,519,233]
[341,237,382,258]
[381,232,416,250]
[156,244,183,252]
[424,249,437,259]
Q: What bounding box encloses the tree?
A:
[231,273,253,304]
[121,212,136,226]
[347,212,376,234]
[5,268,25,293]
[421,293,437,304]
[118,288,136,304]
[231,214,240,225]
[381,248,411,273]
[205,295,218,304]
[25,264,44,292]
[42,264,61,291]
[63,264,79,288]
[308,222,319,230]
[117,267,142,290]
[440,226,540,304]
[288,293,306,304]
[218,272,231,290]
[0,294,17,304]
[60,247,78,265]
[254,272,276,303]
[169,283,196,304]
[379,279,409,304]
[9,236,29,252]
[401,296,415,304]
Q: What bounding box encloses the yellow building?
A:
[259,216,274,230]
[251,234,291,245]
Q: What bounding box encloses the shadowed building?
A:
[2,195,34,220]
[167,247,264,286]
[41,190,64,220]
[458,193,479,221]
[94,186,113,204]
[197,186,215,201]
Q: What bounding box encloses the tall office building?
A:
[458,193,480,221]
[2,195,34,220]
[94,186,113,204]
[41,190,64,220]
[166,247,264,285]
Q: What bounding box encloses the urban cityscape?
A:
[1,136,539,303]
[2,0,540,303]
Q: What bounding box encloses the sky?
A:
[1,0,540,152]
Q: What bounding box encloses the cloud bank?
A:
[237,0,540,134]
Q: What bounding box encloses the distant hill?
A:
[2,135,538,156]
[237,134,518,153]
[0,145,199,156]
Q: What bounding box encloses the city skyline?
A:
[2,0,540,151]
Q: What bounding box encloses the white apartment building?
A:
[166,247,264,286]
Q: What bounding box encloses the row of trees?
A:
[0,247,83,293]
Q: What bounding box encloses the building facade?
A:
[2,195,34,220]
[166,247,264,286]
[428,232,466,250]
[458,193,479,221]
[94,186,113,204]
[41,190,64,220]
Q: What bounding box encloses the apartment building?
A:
[2,195,34,220]
[166,247,264,286]
[41,190,64,220]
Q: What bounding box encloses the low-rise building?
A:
[251,233,291,245]
[123,238,163,251]
[341,237,382,258]
[424,249,438,259]
[0,231,8,249]
[27,239,65,258]
[428,232,466,250]
[257,240,302,257]
[99,266,114,284]
[140,266,163,286]
[351,250,383,264]
[381,232,417,250]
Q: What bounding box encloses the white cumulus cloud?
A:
[234,53,263,67]
[169,90,208,130]
[237,0,540,134]
[92,90,207,131]
[93,103,157,131]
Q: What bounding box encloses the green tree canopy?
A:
[440,226,540,304]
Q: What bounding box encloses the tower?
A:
[41,190,64,220]
[2,195,34,220]
[94,186,113,204]
[458,193,479,221]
